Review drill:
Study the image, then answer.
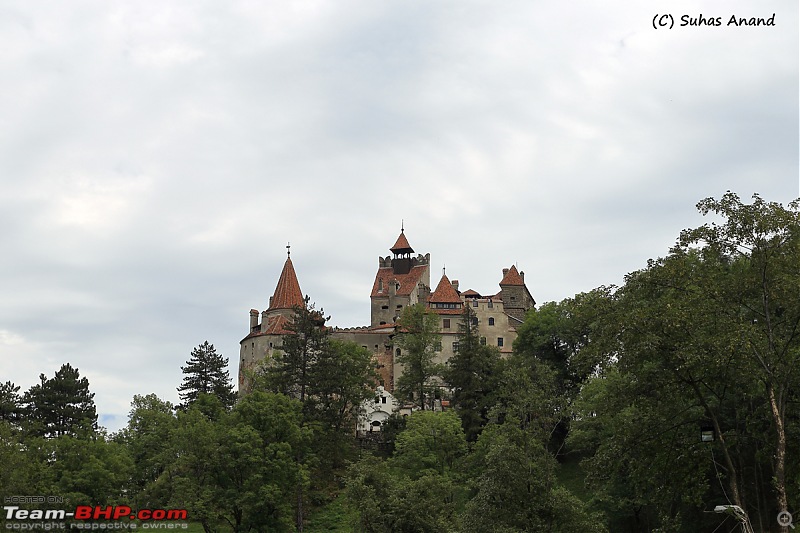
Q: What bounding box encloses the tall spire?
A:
[268,253,304,311]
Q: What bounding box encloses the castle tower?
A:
[498,265,535,322]
[370,229,431,327]
[238,249,305,393]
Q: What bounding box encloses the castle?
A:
[238,229,536,396]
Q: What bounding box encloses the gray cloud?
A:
[1,0,797,432]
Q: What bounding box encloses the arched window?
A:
[488,317,495,326]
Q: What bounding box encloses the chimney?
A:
[261,310,269,333]
[502,268,509,277]
[451,279,459,292]
[520,271,525,282]
[250,309,259,330]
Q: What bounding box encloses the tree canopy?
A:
[177,341,236,411]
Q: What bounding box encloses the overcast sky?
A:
[1,1,797,433]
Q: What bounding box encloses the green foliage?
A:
[115,394,177,509]
[0,381,22,423]
[443,306,501,442]
[346,411,467,532]
[178,341,236,411]
[570,192,800,530]
[394,304,442,410]
[167,392,310,533]
[23,363,98,438]
[261,298,329,403]
[0,421,54,497]
[49,434,133,505]
[392,410,468,478]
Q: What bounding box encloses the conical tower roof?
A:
[429,273,461,303]
[268,256,304,311]
[390,230,414,254]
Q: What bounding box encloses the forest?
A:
[1,192,798,533]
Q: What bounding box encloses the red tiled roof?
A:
[390,231,414,253]
[268,257,304,310]
[371,265,427,297]
[462,289,481,297]
[264,315,293,335]
[499,265,524,286]
[429,274,461,303]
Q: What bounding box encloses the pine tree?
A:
[443,305,501,441]
[23,363,98,438]
[0,381,22,423]
[177,341,236,411]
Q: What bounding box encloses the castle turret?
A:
[498,265,535,322]
[239,247,306,393]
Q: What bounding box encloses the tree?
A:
[346,411,467,533]
[305,338,376,468]
[443,306,501,441]
[178,341,236,411]
[116,394,177,509]
[50,434,133,505]
[0,381,22,423]
[260,298,328,406]
[570,193,800,531]
[256,298,377,530]
[394,304,442,410]
[167,392,309,533]
[677,192,800,528]
[512,288,615,455]
[24,363,97,438]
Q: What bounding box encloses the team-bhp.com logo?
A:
[4,504,188,530]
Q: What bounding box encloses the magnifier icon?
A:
[779,511,795,529]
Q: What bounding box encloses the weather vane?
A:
[286,242,291,257]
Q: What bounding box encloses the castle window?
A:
[510,296,516,302]
[452,342,459,352]
[381,305,389,310]
[488,300,493,309]
[488,317,495,326]
[480,337,486,345]
[471,316,478,326]
[380,321,386,325]
[381,397,387,404]
[443,319,451,329]
[497,337,504,347]
[396,348,401,357]
[473,300,478,307]
[397,304,402,309]
[379,279,383,291]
